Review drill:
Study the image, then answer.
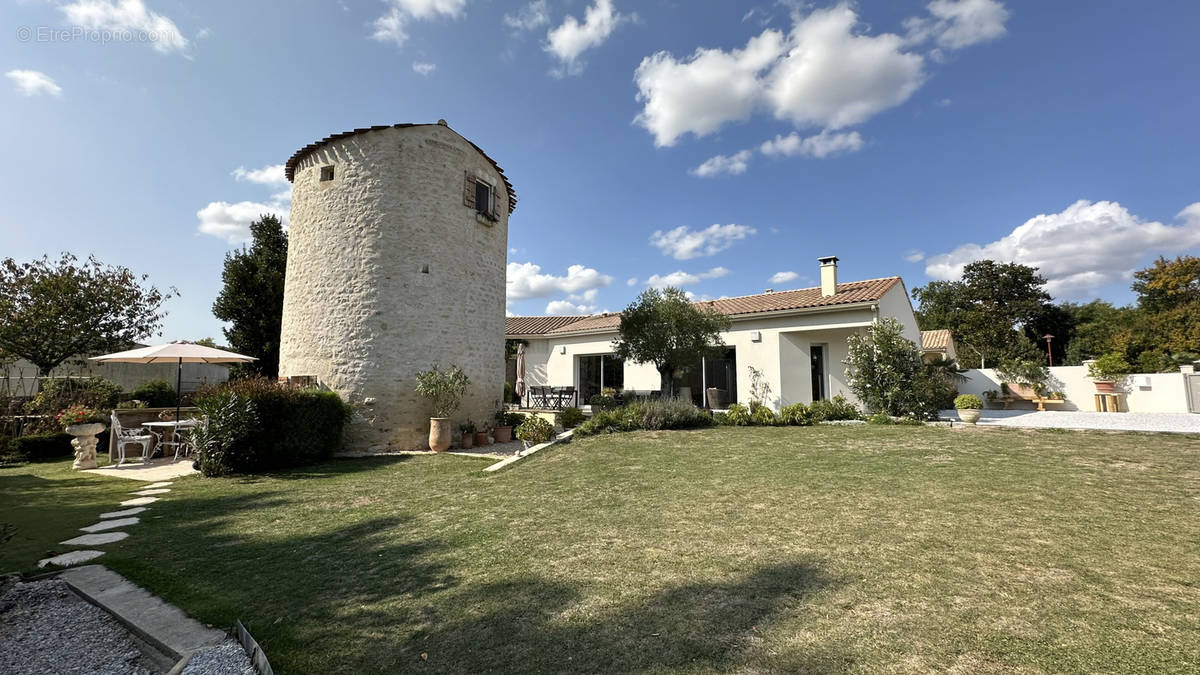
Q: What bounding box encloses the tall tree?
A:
[613,287,730,397]
[0,253,173,376]
[1131,255,1200,313]
[212,214,288,378]
[912,260,1050,367]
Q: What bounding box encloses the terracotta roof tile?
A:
[504,277,902,337]
[505,315,589,336]
[921,329,953,351]
[284,122,517,214]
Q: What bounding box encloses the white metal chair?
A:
[111,413,154,467]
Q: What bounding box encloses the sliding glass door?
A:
[579,354,624,403]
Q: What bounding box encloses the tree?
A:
[912,260,1050,367]
[613,287,730,398]
[1132,255,1200,313]
[0,253,174,376]
[844,318,928,417]
[212,214,288,378]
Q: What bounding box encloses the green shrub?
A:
[779,403,812,426]
[809,396,860,422]
[496,410,525,427]
[588,394,619,410]
[130,379,176,407]
[712,412,731,425]
[724,403,751,426]
[414,364,468,418]
[192,378,351,476]
[515,416,555,445]
[867,412,893,425]
[751,405,778,426]
[23,377,122,433]
[575,399,711,436]
[1088,352,1133,381]
[954,394,983,409]
[8,432,74,461]
[558,407,585,429]
[996,358,1051,394]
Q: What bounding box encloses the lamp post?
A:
[1043,334,1054,367]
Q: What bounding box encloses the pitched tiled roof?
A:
[921,329,953,351]
[284,122,517,214]
[505,277,902,337]
[505,315,589,336]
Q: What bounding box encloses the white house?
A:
[507,257,921,410]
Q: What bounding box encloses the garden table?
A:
[142,420,198,457]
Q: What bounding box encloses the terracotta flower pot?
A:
[956,408,981,425]
[493,425,513,444]
[428,418,451,452]
[1093,380,1117,393]
[460,433,475,450]
[475,431,491,446]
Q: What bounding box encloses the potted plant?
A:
[475,423,491,447]
[415,364,469,452]
[995,358,1049,399]
[515,415,555,454]
[954,394,983,425]
[1087,353,1131,393]
[459,421,476,449]
[58,405,107,469]
[493,410,523,444]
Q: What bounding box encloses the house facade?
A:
[507,258,921,411]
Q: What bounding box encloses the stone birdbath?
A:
[66,422,106,470]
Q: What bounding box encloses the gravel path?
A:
[941,409,1200,433]
[182,639,255,675]
[0,579,153,675]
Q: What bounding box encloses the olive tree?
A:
[613,287,730,398]
[0,253,174,376]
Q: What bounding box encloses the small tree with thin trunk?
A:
[0,253,174,377]
[613,287,730,398]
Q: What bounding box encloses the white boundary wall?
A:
[958,366,1193,413]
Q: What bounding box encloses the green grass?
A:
[0,456,134,572]
[4,426,1199,673]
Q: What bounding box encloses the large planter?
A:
[493,425,513,444]
[956,408,982,425]
[474,431,491,446]
[66,422,106,470]
[1093,380,1117,394]
[428,418,451,452]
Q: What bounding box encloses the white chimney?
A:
[818,256,839,297]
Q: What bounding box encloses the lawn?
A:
[4,426,1199,673]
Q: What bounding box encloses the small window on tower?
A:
[474,180,492,215]
[319,165,335,182]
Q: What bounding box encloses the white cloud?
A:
[231,164,287,188]
[760,130,864,158]
[905,249,925,263]
[60,0,188,54]
[625,277,638,286]
[505,0,549,31]
[768,271,799,284]
[196,201,288,245]
[545,0,626,76]
[507,262,613,301]
[646,266,729,289]
[412,61,437,75]
[5,70,62,97]
[924,199,1200,298]
[905,0,1009,50]
[690,150,753,177]
[650,224,756,260]
[371,0,467,46]
[634,6,925,147]
[545,299,596,315]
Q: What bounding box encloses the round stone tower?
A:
[279,122,515,450]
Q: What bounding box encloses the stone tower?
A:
[278,122,515,450]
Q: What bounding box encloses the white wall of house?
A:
[957,366,1193,413]
[518,284,922,410]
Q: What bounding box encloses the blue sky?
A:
[4,0,1200,342]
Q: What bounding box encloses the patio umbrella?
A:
[515,343,527,406]
[90,341,257,423]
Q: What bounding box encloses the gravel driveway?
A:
[941,409,1200,433]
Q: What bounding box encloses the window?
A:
[319,165,335,182]
[811,344,826,401]
[474,180,492,216]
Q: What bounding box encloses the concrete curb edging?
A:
[483,429,575,472]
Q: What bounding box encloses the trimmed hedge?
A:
[7,432,74,461]
[193,378,352,476]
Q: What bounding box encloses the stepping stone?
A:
[61,532,129,546]
[80,517,139,533]
[142,482,173,489]
[130,488,170,496]
[120,496,159,507]
[38,550,105,568]
[100,507,147,519]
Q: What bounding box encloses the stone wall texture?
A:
[279,124,510,450]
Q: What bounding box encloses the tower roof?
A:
[283,122,517,214]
